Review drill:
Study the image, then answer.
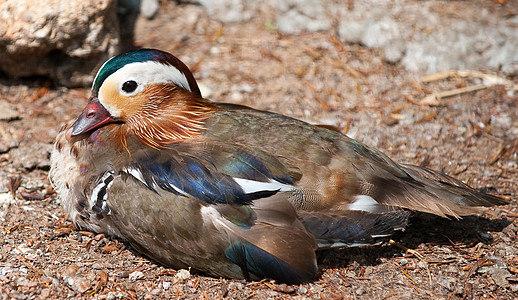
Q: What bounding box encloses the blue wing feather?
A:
[225,241,314,284]
[222,151,273,181]
[215,148,295,185]
[131,148,290,205]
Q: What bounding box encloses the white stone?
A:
[129,271,145,281]
[198,0,259,23]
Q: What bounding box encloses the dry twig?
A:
[420,70,517,106]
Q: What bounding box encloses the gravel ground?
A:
[1,1,517,299]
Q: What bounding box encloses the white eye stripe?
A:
[98,61,192,117]
[108,61,191,95]
[97,61,192,117]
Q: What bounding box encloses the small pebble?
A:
[479,232,492,240]
[417,261,427,269]
[276,283,295,293]
[128,271,144,281]
[140,0,159,19]
[63,265,91,293]
[173,269,191,283]
[151,288,161,295]
[237,84,254,93]
[40,288,51,298]
[228,281,244,290]
[92,263,103,269]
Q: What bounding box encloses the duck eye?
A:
[122,80,138,93]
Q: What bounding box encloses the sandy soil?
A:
[1,1,517,299]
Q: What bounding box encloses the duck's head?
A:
[70,49,215,149]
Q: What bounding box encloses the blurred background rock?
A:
[0,0,158,87]
[1,0,119,87]
[0,0,517,87]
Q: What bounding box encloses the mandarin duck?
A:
[49,49,507,284]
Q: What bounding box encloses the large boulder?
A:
[0,0,120,87]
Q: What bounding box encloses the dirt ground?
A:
[1,1,517,299]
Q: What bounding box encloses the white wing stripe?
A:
[232,178,294,194]
[347,195,380,212]
[123,167,146,184]
[122,167,187,196]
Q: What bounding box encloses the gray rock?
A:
[0,101,18,121]
[198,0,331,34]
[140,0,160,19]
[0,0,120,87]
[276,0,331,34]
[196,0,518,74]
[336,1,518,75]
[9,141,52,170]
[436,276,456,292]
[338,10,406,63]
[489,267,511,288]
[198,0,259,23]
[355,287,366,295]
[276,10,331,35]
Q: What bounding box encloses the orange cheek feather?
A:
[99,83,217,150]
[99,81,146,119]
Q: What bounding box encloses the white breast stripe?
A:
[111,61,190,93]
[232,178,294,194]
[90,184,104,208]
[90,171,115,215]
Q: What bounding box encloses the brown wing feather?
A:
[203,105,508,218]
[350,159,507,218]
